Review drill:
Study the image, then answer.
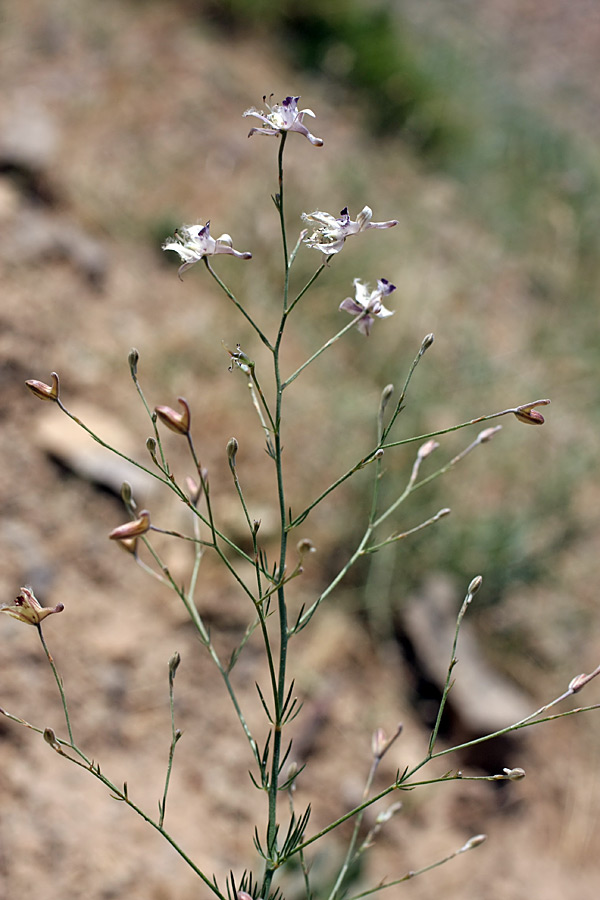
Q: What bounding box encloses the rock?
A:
[400,574,532,735]
[35,403,156,502]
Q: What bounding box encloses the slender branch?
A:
[282,317,358,389]
[204,258,272,351]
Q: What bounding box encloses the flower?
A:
[302,206,398,255]
[0,586,64,626]
[243,95,323,146]
[162,222,252,278]
[339,278,396,336]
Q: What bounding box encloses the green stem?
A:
[203,258,272,351]
[286,259,331,315]
[159,662,180,828]
[282,317,358,389]
[289,403,525,528]
[289,699,600,859]
[37,624,88,763]
[260,131,291,900]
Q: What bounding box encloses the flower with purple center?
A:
[339,277,396,336]
[302,206,398,255]
[162,222,252,278]
[243,95,323,146]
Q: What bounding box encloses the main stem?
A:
[261,133,290,900]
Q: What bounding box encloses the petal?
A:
[357,315,373,337]
[367,218,399,230]
[356,207,373,230]
[247,127,280,138]
[376,278,396,296]
[339,298,364,315]
[242,107,270,124]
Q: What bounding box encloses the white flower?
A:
[162,222,252,278]
[302,206,398,255]
[339,278,396,336]
[243,95,323,146]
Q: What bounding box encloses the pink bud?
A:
[25,372,60,402]
[155,397,191,435]
[109,510,151,540]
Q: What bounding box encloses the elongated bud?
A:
[478,426,501,443]
[227,437,239,467]
[155,397,191,435]
[502,767,526,780]
[25,372,60,402]
[109,509,151,540]
[376,801,403,824]
[169,651,181,682]
[569,672,590,694]
[120,481,137,512]
[420,333,435,354]
[128,348,139,376]
[380,383,394,414]
[417,439,439,460]
[460,834,487,852]
[146,437,157,461]
[372,727,387,758]
[468,575,483,595]
[513,398,550,425]
[186,476,202,505]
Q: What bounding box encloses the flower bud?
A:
[379,383,394,415]
[128,348,139,376]
[109,509,151,541]
[376,801,402,824]
[372,727,387,758]
[468,575,483,595]
[186,476,202,505]
[296,539,316,565]
[120,481,137,512]
[169,651,181,682]
[44,727,61,750]
[460,834,487,852]
[25,372,60,402]
[569,672,588,693]
[155,397,191,436]
[417,439,439,460]
[502,767,526,780]
[478,426,501,443]
[227,437,239,466]
[420,333,435,354]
